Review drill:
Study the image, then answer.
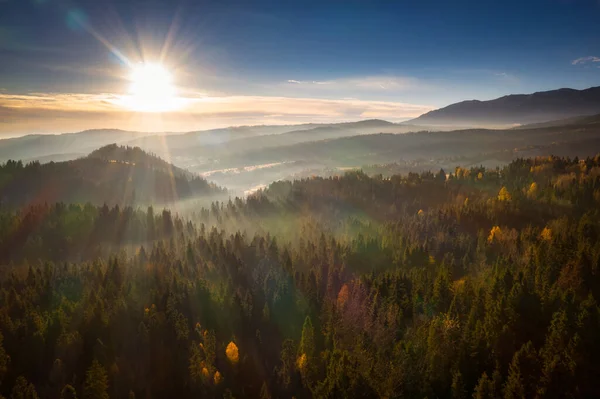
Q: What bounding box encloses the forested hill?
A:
[0,145,224,207]
[0,155,599,398]
[88,144,193,179]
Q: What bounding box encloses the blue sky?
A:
[1,0,599,134]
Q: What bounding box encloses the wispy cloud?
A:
[572,56,600,65]
[283,75,424,91]
[0,92,434,135]
[493,72,519,84]
[286,80,333,85]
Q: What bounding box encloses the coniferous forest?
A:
[1,154,600,398]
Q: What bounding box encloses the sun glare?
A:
[124,63,179,112]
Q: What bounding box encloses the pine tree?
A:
[10,376,39,399]
[0,332,8,386]
[83,360,109,399]
[298,316,316,387]
[472,372,492,399]
[451,370,466,399]
[504,342,540,399]
[260,381,271,399]
[60,385,77,399]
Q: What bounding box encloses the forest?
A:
[1,154,600,398]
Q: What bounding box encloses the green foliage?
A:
[60,385,77,399]
[83,360,108,399]
[0,332,8,386]
[9,377,38,399]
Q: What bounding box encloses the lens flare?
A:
[122,63,182,112]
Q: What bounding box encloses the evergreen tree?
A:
[83,360,109,399]
[60,385,77,399]
[10,376,38,399]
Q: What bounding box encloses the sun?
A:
[124,63,179,112]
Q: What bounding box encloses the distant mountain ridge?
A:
[0,120,401,164]
[0,129,152,164]
[409,86,600,127]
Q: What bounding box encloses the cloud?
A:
[572,56,600,65]
[283,75,424,91]
[0,92,434,135]
[493,72,519,84]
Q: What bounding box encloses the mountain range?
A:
[409,86,600,127]
[3,85,600,194]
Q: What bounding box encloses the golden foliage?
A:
[530,163,552,174]
[201,367,209,378]
[497,187,511,201]
[477,172,483,180]
[337,284,349,308]
[454,167,471,179]
[443,315,459,333]
[417,209,424,216]
[526,182,538,199]
[589,167,600,178]
[488,226,502,243]
[226,341,239,364]
[452,278,466,292]
[213,370,222,385]
[540,227,552,241]
[296,353,307,371]
[554,173,576,190]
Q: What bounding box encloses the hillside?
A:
[0,129,152,164]
[88,144,193,179]
[513,113,600,130]
[1,155,600,397]
[0,120,407,166]
[188,117,600,182]
[0,145,224,206]
[169,119,420,161]
[123,123,325,159]
[409,86,600,127]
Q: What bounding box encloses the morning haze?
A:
[1,0,600,397]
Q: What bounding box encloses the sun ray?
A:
[160,5,184,64]
[68,11,133,68]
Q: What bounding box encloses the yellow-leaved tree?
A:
[498,187,512,201]
[526,182,538,199]
[488,226,503,243]
[226,341,239,364]
[540,227,552,241]
[213,371,222,385]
